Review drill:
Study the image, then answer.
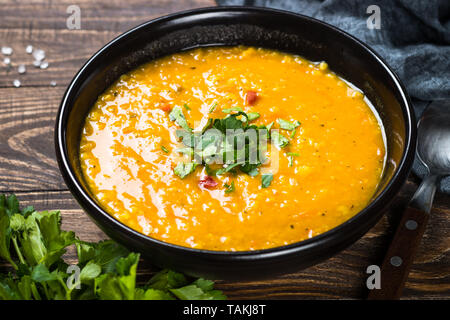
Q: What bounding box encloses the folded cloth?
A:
[216,0,450,193]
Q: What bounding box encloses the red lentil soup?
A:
[79,46,385,251]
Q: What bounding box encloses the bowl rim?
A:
[55,5,416,259]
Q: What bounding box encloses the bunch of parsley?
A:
[0,194,225,300]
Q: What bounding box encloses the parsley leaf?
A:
[161,146,169,153]
[216,163,242,175]
[169,105,191,131]
[287,152,300,167]
[247,112,260,122]
[277,119,300,131]
[0,212,15,269]
[261,173,274,188]
[170,278,226,300]
[270,131,290,149]
[175,147,194,157]
[176,129,195,148]
[204,164,218,176]
[290,129,297,138]
[94,252,139,300]
[224,181,235,194]
[147,269,188,290]
[134,288,174,300]
[174,162,198,179]
[76,240,129,273]
[208,102,217,113]
[222,106,243,113]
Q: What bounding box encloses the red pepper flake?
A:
[245,90,258,105]
[159,102,171,112]
[198,176,218,189]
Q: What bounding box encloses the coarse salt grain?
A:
[18,64,26,74]
[33,49,45,61]
[40,61,49,69]
[33,60,41,68]
[3,57,11,65]
[50,80,57,87]
[1,47,13,55]
[26,45,33,54]
[13,79,21,87]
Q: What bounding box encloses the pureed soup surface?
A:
[80,46,385,251]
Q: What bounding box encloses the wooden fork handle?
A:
[367,206,429,300]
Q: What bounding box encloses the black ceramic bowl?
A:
[55,6,416,280]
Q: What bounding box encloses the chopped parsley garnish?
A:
[175,147,194,156]
[247,167,259,177]
[224,181,235,194]
[174,162,198,179]
[290,120,301,138]
[216,163,242,175]
[270,130,290,149]
[208,102,217,113]
[290,129,297,138]
[288,156,294,167]
[263,121,274,139]
[261,173,273,188]
[277,119,301,131]
[246,112,260,122]
[172,111,268,180]
[183,103,191,111]
[222,106,243,113]
[169,105,191,132]
[287,152,300,167]
[204,164,217,176]
[161,146,169,153]
[169,107,300,186]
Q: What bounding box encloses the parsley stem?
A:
[42,282,51,300]
[30,282,42,300]
[12,236,25,267]
[6,258,18,270]
[4,253,18,270]
[58,277,72,300]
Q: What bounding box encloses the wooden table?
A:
[1,0,448,299]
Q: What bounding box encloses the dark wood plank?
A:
[0,0,215,88]
[0,86,66,191]
[0,0,215,31]
[0,187,448,299]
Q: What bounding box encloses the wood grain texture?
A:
[0,0,214,88]
[0,28,118,88]
[0,0,213,31]
[0,0,449,299]
[0,87,66,191]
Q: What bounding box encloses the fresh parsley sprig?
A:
[169,104,301,189]
[174,111,268,179]
[0,194,226,300]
